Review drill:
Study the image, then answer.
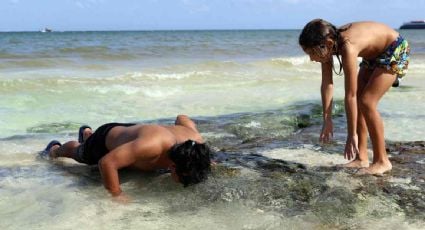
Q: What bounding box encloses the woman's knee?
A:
[358,95,376,113]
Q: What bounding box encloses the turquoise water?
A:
[1,30,424,229]
[1,30,424,140]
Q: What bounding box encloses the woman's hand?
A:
[344,135,359,160]
[320,119,334,143]
[112,193,132,204]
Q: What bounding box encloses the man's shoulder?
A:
[175,115,197,129]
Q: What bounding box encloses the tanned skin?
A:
[302,22,399,175]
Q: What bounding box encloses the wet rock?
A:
[311,186,358,225]
[295,113,312,128]
[255,157,306,173]
[199,103,425,222]
[347,142,425,220]
[214,136,425,221]
[387,140,425,154]
[347,141,425,220]
[212,164,241,178]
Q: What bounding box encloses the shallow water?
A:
[1,30,425,229]
[1,110,424,229]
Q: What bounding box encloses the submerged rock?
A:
[27,122,81,134]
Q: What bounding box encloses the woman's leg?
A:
[357,68,396,174]
[343,67,372,168]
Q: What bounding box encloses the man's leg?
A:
[79,125,93,143]
[50,141,80,161]
[82,128,93,142]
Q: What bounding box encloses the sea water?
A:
[0,30,424,229]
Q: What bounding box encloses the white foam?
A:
[388,177,421,191]
[201,132,236,139]
[127,70,212,80]
[270,56,310,66]
[141,87,182,98]
[243,121,261,128]
[88,84,141,95]
[416,159,425,165]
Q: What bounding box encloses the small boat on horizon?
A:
[400,20,425,29]
[40,28,53,33]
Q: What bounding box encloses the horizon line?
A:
[0,28,303,33]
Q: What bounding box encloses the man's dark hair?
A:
[168,140,211,187]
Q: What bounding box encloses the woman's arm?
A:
[320,61,334,143]
[341,45,360,159]
[341,47,358,137]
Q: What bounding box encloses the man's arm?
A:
[98,138,160,196]
[175,114,197,131]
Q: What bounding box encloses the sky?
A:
[0,0,424,31]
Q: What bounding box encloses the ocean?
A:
[0,30,424,229]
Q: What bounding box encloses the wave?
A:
[125,70,213,80]
[0,56,311,92]
[249,56,320,75]
[87,84,142,95]
[0,51,25,59]
[57,45,138,60]
[27,70,215,85]
[269,56,311,66]
[59,45,110,54]
[0,59,75,69]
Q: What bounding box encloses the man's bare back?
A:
[104,121,204,171]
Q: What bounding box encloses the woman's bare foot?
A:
[338,159,369,168]
[355,161,392,176]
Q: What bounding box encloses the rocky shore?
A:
[196,104,425,225]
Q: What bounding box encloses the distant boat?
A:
[40,28,53,33]
[400,20,425,29]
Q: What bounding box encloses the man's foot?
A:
[337,159,369,169]
[78,125,92,143]
[49,144,61,158]
[39,140,62,160]
[355,161,392,176]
